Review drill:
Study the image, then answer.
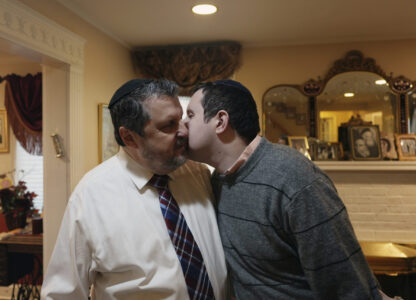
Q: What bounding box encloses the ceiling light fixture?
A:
[375,79,387,85]
[344,92,354,98]
[192,4,217,15]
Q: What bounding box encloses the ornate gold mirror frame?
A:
[263,50,414,143]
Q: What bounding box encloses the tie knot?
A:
[148,174,170,190]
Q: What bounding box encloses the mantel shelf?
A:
[314,161,416,171]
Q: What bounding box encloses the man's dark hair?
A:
[192,81,260,143]
[110,79,179,146]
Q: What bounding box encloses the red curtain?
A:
[4,73,42,155]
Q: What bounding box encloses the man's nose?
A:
[177,120,189,137]
[183,116,189,128]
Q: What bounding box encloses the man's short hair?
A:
[192,80,260,143]
[109,79,179,146]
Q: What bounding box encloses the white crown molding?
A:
[0,0,85,68]
[0,0,85,189]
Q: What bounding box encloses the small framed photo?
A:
[0,109,9,153]
[380,133,398,160]
[98,104,119,162]
[349,125,382,160]
[395,134,416,161]
[288,136,311,159]
[315,142,342,161]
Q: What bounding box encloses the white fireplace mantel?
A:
[315,161,416,172]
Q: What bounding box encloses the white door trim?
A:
[0,0,85,189]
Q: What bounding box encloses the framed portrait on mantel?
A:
[0,109,9,153]
[380,133,398,160]
[98,104,119,162]
[288,136,311,159]
[349,125,382,160]
[315,142,342,161]
[395,133,416,161]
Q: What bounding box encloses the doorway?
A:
[0,0,85,273]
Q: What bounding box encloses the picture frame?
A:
[0,109,9,153]
[98,104,119,162]
[394,133,416,161]
[380,133,398,160]
[349,125,382,160]
[315,142,342,161]
[288,136,311,159]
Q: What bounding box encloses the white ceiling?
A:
[56,0,416,49]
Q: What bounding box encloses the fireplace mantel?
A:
[315,161,416,172]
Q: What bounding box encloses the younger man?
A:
[184,80,381,299]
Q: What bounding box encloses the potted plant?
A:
[0,181,36,230]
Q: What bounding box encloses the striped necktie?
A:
[148,174,215,300]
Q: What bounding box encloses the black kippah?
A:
[213,79,253,99]
[108,78,153,109]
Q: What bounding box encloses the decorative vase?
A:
[4,213,27,231]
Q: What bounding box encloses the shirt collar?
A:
[224,135,262,175]
[117,147,154,190]
[117,147,180,190]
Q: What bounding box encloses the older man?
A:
[184,79,382,300]
[41,79,227,300]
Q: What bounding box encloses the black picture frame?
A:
[349,125,382,160]
[315,142,342,161]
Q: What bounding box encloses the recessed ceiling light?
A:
[192,4,217,15]
[344,92,354,98]
[375,79,387,85]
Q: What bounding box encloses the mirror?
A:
[263,51,413,146]
[407,90,416,133]
[263,86,308,142]
[316,71,397,142]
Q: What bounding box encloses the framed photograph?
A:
[349,125,382,160]
[288,136,311,159]
[98,104,119,162]
[315,142,342,161]
[380,133,398,160]
[395,134,416,161]
[285,107,296,119]
[0,109,9,153]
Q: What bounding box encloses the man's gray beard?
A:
[142,146,187,172]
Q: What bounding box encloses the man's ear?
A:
[215,110,230,134]
[119,126,139,148]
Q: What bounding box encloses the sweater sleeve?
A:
[284,177,381,300]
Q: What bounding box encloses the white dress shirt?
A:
[41,148,228,300]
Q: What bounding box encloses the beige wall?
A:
[0,61,41,177]
[19,0,136,173]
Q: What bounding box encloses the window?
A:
[179,96,190,117]
[14,141,43,212]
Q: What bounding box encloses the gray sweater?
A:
[212,138,381,300]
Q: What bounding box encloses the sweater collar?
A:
[213,137,269,184]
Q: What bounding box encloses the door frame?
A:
[0,0,85,268]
